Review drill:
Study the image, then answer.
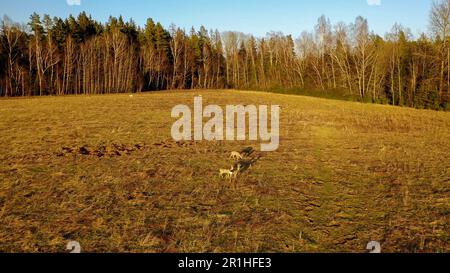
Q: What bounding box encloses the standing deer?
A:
[230,151,243,161]
[219,167,233,179]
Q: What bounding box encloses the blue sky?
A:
[0,0,433,37]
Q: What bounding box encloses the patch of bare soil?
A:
[56,143,146,157]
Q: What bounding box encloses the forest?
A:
[1,0,450,110]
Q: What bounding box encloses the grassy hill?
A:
[0,90,448,252]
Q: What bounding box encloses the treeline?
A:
[1,0,450,110]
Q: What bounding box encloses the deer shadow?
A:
[240,147,255,157]
[232,147,262,174]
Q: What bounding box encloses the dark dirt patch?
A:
[56,143,147,158]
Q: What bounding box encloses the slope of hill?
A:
[0,90,448,252]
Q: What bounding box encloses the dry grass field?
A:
[0,90,449,253]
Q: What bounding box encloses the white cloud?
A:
[367,0,381,6]
[67,0,81,6]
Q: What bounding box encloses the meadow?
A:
[0,90,448,252]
